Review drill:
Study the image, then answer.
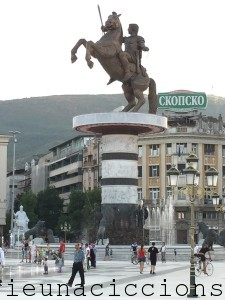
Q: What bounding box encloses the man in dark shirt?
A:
[130,242,138,263]
[148,242,159,274]
[67,243,85,287]
[194,243,211,274]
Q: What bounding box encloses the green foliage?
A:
[66,188,102,240]
[67,189,86,234]
[36,187,63,231]
[3,211,11,239]
[82,188,102,227]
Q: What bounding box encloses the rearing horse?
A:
[71,12,157,114]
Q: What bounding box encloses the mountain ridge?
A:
[0,94,224,170]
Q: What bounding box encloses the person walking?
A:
[137,244,146,274]
[85,243,90,271]
[0,247,5,268]
[130,242,138,263]
[148,242,159,274]
[90,244,96,268]
[174,248,177,261]
[43,257,48,275]
[67,243,85,287]
[104,243,110,260]
[30,241,37,263]
[58,253,63,273]
[59,240,66,266]
[160,242,166,262]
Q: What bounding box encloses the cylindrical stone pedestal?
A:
[73,112,167,244]
[101,134,138,230]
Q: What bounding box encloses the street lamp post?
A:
[167,154,218,298]
[9,130,21,248]
[60,222,71,242]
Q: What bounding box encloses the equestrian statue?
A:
[71,8,157,114]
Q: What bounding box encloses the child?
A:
[174,248,177,261]
[58,253,63,273]
[43,257,48,275]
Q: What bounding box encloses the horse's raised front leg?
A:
[71,39,87,63]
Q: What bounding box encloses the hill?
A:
[0,94,225,170]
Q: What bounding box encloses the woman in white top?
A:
[0,247,5,268]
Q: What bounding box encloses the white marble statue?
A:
[14,205,29,231]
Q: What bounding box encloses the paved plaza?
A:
[1,256,225,299]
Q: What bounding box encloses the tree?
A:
[67,189,86,235]
[36,187,63,232]
[3,211,11,242]
[82,188,102,228]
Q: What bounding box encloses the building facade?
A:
[82,137,102,191]
[138,110,225,244]
[47,135,93,207]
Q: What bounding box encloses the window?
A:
[202,211,218,219]
[177,163,185,174]
[138,146,142,157]
[223,145,225,157]
[138,166,142,177]
[178,188,187,200]
[192,143,198,155]
[176,143,187,156]
[149,144,160,156]
[149,188,159,200]
[166,188,172,198]
[204,144,215,155]
[166,143,172,155]
[149,165,159,177]
[223,166,225,177]
[177,212,185,219]
[166,164,172,171]
[138,188,142,200]
[177,127,187,133]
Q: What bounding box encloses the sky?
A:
[1,0,225,100]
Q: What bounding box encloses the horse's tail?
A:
[148,78,158,114]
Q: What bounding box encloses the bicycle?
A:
[145,256,150,265]
[131,253,138,265]
[194,257,213,276]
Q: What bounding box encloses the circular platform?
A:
[73,112,167,135]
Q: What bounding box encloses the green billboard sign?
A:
[158,91,207,111]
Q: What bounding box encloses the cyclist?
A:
[194,243,211,275]
[130,242,138,263]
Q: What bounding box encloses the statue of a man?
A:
[101,21,149,84]
[14,205,29,231]
[119,23,149,82]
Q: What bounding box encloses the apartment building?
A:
[47,135,93,206]
[138,92,225,244]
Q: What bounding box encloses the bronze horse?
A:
[71,13,157,114]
